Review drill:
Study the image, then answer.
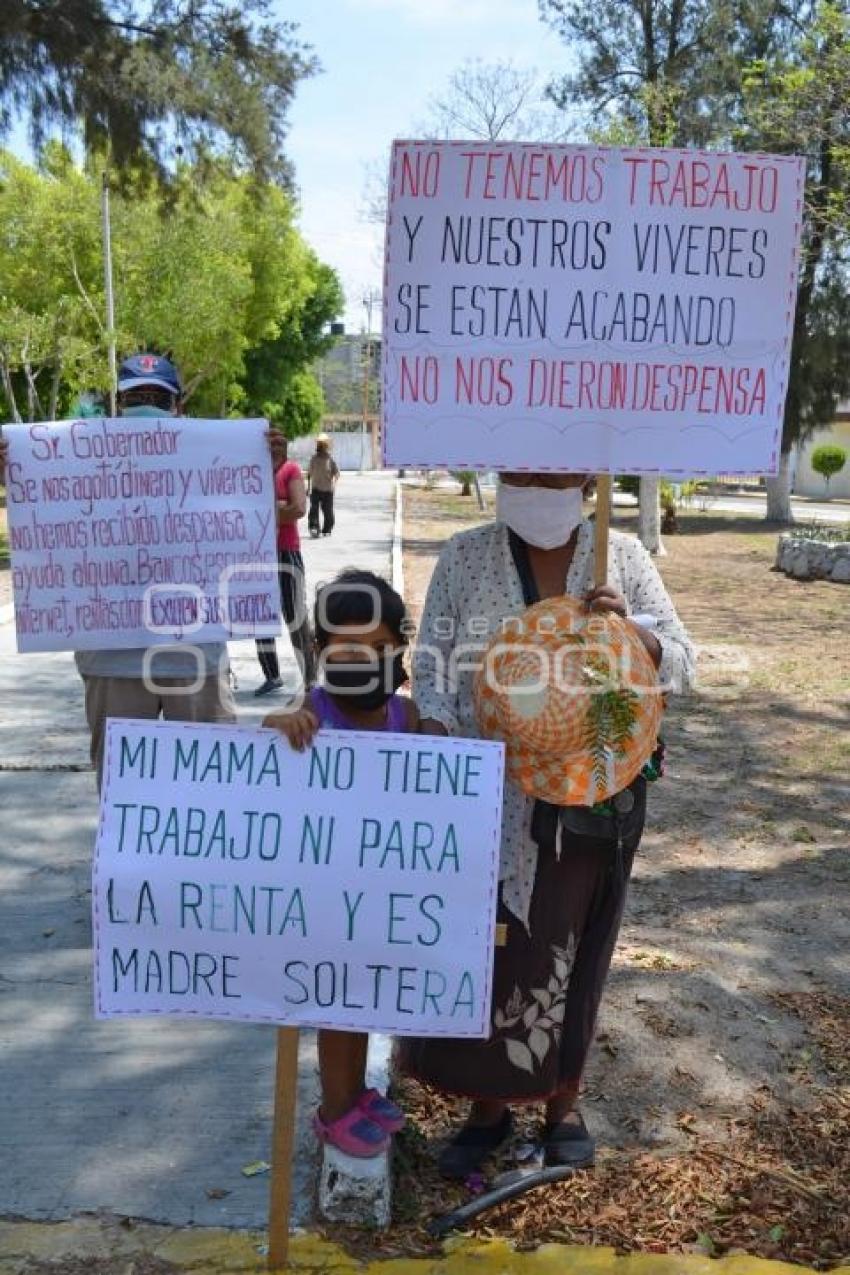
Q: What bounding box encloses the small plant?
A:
[678,479,699,506]
[451,469,475,497]
[660,479,678,533]
[811,444,847,493]
[790,521,850,543]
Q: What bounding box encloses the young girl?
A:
[263,568,418,1158]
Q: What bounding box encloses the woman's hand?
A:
[584,585,662,667]
[263,706,320,751]
[583,584,627,617]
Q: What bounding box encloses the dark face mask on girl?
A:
[321,650,407,710]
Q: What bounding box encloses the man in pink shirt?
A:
[255,435,315,695]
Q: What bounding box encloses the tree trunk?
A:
[48,361,62,421]
[638,476,666,555]
[0,358,21,423]
[765,451,793,523]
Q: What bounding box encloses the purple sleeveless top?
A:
[310,686,411,734]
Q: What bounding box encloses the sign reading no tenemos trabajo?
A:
[93,720,504,1037]
[3,416,281,652]
[383,141,805,475]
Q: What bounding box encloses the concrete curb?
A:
[0,1217,844,1274]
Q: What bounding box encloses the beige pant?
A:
[83,674,237,789]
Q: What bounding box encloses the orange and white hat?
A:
[473,595,662,807]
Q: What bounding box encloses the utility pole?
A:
[101,171,117,415]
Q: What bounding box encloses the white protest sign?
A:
[4,416,281,653]
[93,720,504,1037]
[383,142,805,475]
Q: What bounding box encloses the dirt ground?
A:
[343,483,850,1267]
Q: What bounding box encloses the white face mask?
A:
[496,482,584,549]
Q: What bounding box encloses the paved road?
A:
[0,472,396,1229]
[605,489,849,524]
[696,493,850,523]
[468,475,850,524]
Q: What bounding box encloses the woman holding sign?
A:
[400,472,694,1178]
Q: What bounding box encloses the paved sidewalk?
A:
[0,472,396,1231]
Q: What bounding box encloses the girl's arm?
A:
[263,705,320,751]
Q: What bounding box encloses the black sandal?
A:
[542,1112,595,1168]
[437,1110,514,1179]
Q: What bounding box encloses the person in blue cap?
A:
[73,352,237,786]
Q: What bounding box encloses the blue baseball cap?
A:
[118,353,183,396]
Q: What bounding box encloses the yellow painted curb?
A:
[0,1220,845,1274]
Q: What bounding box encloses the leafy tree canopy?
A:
[538,0,850,527]
[0,148,343,422]
[0,1,317,181]
[736,2,850,452]
[539,0,795,146]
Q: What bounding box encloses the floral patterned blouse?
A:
[412,518,695,930]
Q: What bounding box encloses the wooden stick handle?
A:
[268,1027,300,1270]
[593,475,612,588]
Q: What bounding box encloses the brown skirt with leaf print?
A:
[398,816,639,1103]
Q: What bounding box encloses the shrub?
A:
[811,444,847,490]
[451,469,475,496]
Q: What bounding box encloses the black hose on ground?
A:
[427,1164,579,1237]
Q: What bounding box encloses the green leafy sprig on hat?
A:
[582,654,639,797]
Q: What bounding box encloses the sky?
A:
[279,0,573,330]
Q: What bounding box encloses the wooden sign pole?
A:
[594,474,613,587]
[493,474,612,953]
[268,1027,300,1270]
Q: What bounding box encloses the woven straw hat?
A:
[473,595,662,806]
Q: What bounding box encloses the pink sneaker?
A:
[357,1088,406,1133]
[313,1106,390,1158]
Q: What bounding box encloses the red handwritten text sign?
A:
[4,417,281,652]
[383,141,805,475]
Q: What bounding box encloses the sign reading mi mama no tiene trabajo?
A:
[383,141,806,475]
[93,720,505,1038]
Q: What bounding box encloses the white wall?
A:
[289,429,377,471]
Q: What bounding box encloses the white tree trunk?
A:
[765,451,793,523]
[638,476,666,555]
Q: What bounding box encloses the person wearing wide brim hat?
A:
[307,432,340,537]
[397,471,694,1178]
